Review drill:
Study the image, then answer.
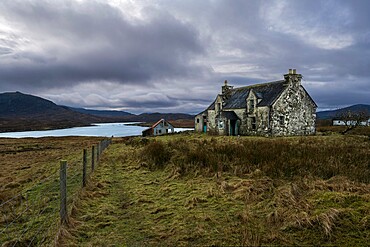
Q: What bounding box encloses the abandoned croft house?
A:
[142,119,174,137]
[195,69,317,136]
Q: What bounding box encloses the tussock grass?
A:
[66,133,370,246]
[140,135,370,183]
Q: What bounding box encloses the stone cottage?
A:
[195,69,317,136]
[142,119,175,137]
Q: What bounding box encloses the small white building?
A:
[142,119,175,137]
[332,119,370,126]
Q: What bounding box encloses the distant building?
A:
[195,69,317,136]
[142,119,175,137]
[332,119,370,126]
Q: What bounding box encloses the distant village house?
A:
[332,119,370,126]
[142,119,174,137]
[195,69,317,136]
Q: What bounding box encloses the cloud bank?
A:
[0,0,369,113]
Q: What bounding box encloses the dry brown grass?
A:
[65,134,370,246]
[2,134,370,246]
[140,135,370,183]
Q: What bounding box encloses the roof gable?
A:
[151,119,173,128]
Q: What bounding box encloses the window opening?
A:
[251,117,256,130]
[249,99,255,112]
[279,116,285,126]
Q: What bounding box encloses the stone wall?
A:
[242,106,271,136]
[194,113,204,132]
[270,84,316,136]
[207,110,217,133]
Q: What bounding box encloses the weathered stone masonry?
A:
[195,69,317,136]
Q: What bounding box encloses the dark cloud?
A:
[0,0,206,89]
[0,0,369,113]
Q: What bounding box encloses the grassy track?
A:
[67,141,248,246]
[66,134,370,246]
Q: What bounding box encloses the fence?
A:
[0,138,112,246]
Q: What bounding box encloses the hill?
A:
[317,104,370,119]
[0,92,104,132]
[0,91,66,117]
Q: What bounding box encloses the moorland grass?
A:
[142,134,370,183]
[66,133,370,246]
[0,137,103,246]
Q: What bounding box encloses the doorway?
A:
[230,120,236,136]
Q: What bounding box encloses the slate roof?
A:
[207,80,286,110]
[223,80,285,109]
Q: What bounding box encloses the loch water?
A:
[0,122,193,138]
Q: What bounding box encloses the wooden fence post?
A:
[60,160,68,225]
[82,149,87,187]
[97,144,100,163]
[92,146,95,172]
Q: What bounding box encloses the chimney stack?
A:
[284,68,302,86]
[222,80,233,95]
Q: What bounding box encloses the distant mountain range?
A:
[0,92,194,133]
[67,107,194,123]
[316,104,370,119]
[67,107,134,118]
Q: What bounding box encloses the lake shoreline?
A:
[0,122,193,138]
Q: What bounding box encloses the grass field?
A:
[1,130,369,246]
[0,137,103,246]
[58,132,370,246]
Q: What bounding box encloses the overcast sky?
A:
[0,0,369,114]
